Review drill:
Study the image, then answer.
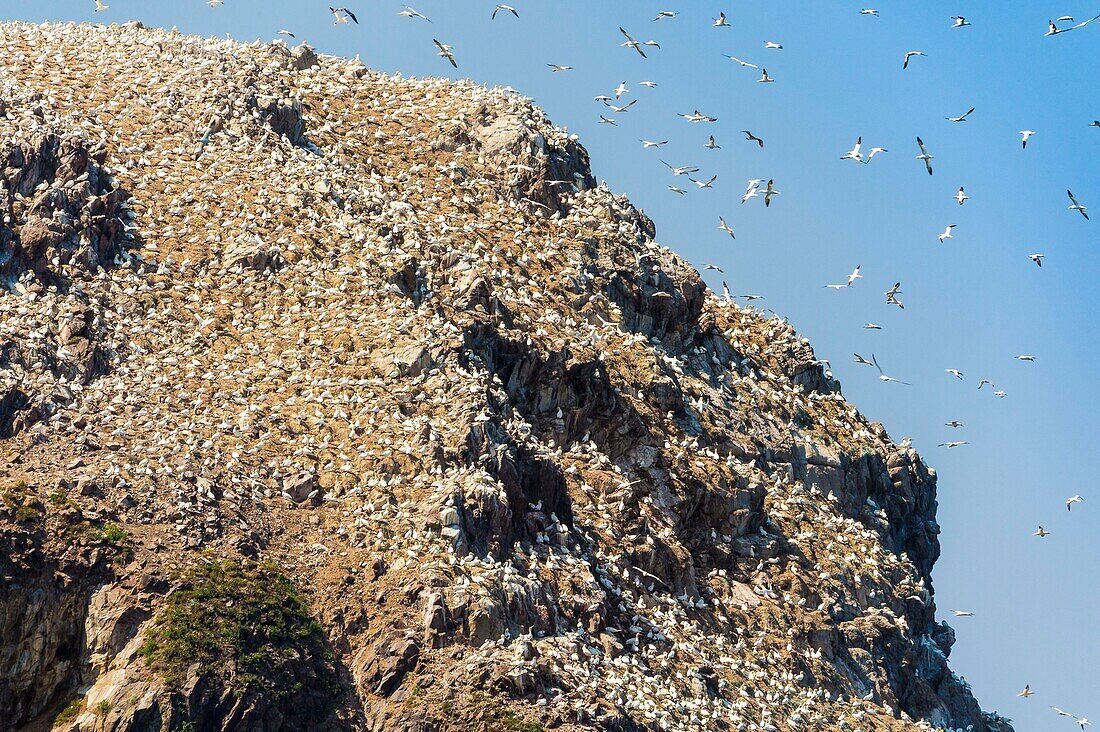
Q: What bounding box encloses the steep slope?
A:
[0,21,1011,732]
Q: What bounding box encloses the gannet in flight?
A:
[947,107,975,122]
[1067,495,1084,511]
[713,12,730,27]
[492,4,519,20]
[764,41,783,49]
[939,441,968,448]
[945,420,964,427]
[547,64,572,73]
[662,161,699,176]
[938,224,956,243]
[885,282,904,308]
[862,147,888,163]
[764,179,780,206]
[758,68,776,83]
[741,179,763,204]
[718,217,736,238]
[953,610,974,617]
[955,187,970,205]
[620,27,648,57]
[1068,190,1089,220]
[1016,354,1036,362]
[605,100,636,113]
[945,369,963,379]
[873,354,911,385]
[1020,129,1035,148]
[841,137,863,162]
[1030,253,1045,267]
[689,175,718,189]
[680,110,717,123]
[94,0,109,9]
[916,137,934,175]
[861,9,879,16]
[653,11,677,21]
[433,39,457,67]
[398,6,431,21]
[951,16,972,28]
[825,265,862,289]
[704,135,720,149]
[724,55,758,69]
[330,7,358,24]
[903,50,926,69]
[640,140,668,148]
[1033,525,1051,537]
[742,130,765,147]
[1018,685,1034,698]
[1044,13,1100,36]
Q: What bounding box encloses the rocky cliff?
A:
[0,21,1011,732]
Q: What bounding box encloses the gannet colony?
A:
[0,19,1017,732]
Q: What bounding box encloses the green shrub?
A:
[139,559,338,702]
[50,696,84,727]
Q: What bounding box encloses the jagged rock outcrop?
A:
[0,21,1011,732]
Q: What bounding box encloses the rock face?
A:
[0,21,1011,732]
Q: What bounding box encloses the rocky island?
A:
[0,21,1009,732]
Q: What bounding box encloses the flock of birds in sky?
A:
[81,0,1098,726]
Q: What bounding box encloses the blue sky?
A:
[8,1,1098,728]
